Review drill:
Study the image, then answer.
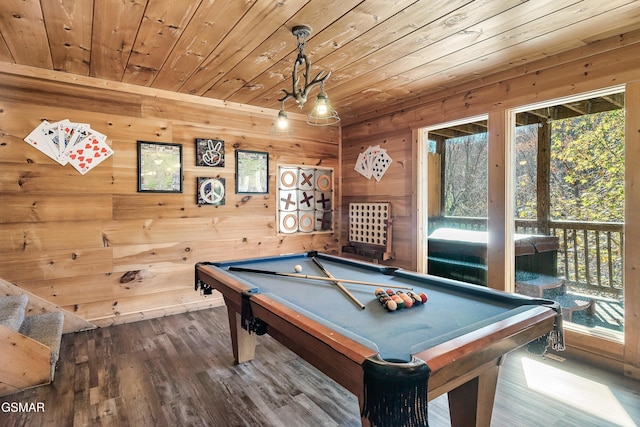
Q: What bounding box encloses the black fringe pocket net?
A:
[361,356,431,427]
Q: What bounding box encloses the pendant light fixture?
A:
[269,101,293,137]
[274,25,340,131]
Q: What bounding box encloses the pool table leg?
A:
[447,362,500,427]
[226,308,256,364]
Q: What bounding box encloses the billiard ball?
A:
[392,295,404,309]
[407,291,422,305]
[294,264,303,273]
[399,293,413,308]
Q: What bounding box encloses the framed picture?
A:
[235,150,269,194]
[196,138,225,167]
[137,141,183,193]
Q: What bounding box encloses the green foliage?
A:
[549,109,624,222]
[514,124,539,219]
[514,109,625,290]
[515,109,624,223]
[443,133,488,217]
[446,109,624,224]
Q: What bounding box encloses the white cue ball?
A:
[294,264,303,273]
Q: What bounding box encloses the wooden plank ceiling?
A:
[0,0,638,125]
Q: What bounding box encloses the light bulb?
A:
[276,109,289,129]
[315,103,328,116]
[277,117,289,129]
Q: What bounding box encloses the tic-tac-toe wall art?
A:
[277,165,333,234]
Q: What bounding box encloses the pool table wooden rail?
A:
[196,263,557,427]
[419,306,555,426]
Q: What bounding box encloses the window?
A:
[512,88,625,335]
[421,116,489,285]
[443,131,488,218]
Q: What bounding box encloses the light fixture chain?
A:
[297,33,306,56]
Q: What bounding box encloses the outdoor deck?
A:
[560,285,624,333]
[524,278,625,333]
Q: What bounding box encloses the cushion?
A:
[0,294,29,330]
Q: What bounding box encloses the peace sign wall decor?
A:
[196,138,225,167]
[197,177,226,206]
[195,138,226,206]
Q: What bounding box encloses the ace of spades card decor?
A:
[354,145,392,181]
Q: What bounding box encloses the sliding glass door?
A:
[511,87,625,340]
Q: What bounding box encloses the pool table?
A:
[195,252,561,427]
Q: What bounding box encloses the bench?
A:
[515,274,596,322]
[515,274,564,298]
[554,293,597,322]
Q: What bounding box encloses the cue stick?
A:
[227,266,413,290]
[312,256,366,310]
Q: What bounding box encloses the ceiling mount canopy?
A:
[274,25,339,131]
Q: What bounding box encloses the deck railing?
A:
[429,217,624,295]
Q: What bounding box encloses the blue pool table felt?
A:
[212,253,539,362]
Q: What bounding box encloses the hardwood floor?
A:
[2,307,639,427]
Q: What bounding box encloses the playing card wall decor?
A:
[24,119,113,174]
[355,145,392,181]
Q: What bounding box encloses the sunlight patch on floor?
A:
[521,356,635,427]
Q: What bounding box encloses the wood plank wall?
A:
[0,65,340,327]
[341,128,414,268]
[341,30,640,377]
